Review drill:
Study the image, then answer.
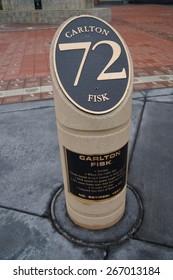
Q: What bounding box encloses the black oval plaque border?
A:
[53,15,132,115]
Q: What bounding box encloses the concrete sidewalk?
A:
[0,87,173,259]
[0,4,173,104]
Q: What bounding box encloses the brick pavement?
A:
[0,4,173,104]
[111,4,173,90]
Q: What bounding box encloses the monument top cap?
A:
[53,15,133,115]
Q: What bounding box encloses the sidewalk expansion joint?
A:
[0,204,46,219]
[129,96,147,165]
[132,237,173,251]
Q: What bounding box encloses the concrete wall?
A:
[0,8,111,24]
[1,0,94,10]
[0,0,111,23]
[100,0,129,3]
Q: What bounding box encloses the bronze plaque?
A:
[53,15,131,114]
[66,143,128,200]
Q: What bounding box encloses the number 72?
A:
[58,40,127,87]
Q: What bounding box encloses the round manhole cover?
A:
[51,185,143,248]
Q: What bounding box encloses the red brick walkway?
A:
[111,4,173,90]
[0,4,173,104]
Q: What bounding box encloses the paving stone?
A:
[25,77,41,84]
[25,81,41,88]
[22,93,41,102]
[147,67,165,76]
[107,239,173,260]
[0,103,62,215]
[146,87,173,102]
[144,82,167,90]
[0,80,9,91]
[41,92,53,100]
[8,78,25,89]
[3,95,23,104]
[134,67,151,77]
[164,81,173,88]
[129,101,173,247]
[0,208,106,260]
[160,66,173,75]
[133,83,151,91]
[41,76,52,86]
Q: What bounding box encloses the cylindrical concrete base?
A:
[66,188,126,230]
[50,15,133,230]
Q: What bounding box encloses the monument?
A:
[0,0,111,23]
[50,15,133,230]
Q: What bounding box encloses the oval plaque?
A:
[53,15,131,114]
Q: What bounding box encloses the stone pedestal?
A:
[0,0,111,23]
[50,15,133,229]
